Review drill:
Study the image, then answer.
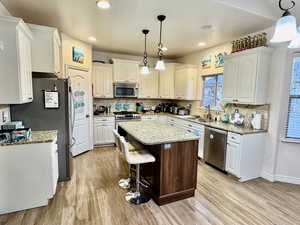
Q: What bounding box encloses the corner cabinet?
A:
[225,132,266,182]
[0,16,33,104]
[28,24,61,75]
[174,65,198,100]
[112,59,139,83]
[139,69,159,99]
[222,47,272,105]
[159,63,176,99]
[92,63,113,98]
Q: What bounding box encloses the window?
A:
[202,74,223,109]
[286,55,300,140]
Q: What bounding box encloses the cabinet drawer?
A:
[94,117,115,122]
[228,132,242,144]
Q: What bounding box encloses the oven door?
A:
[114,83,138,98]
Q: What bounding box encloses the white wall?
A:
[178,28,300,185]
[93,50,175,66]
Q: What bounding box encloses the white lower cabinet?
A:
[0,138,58,214]
[225,132,266,182]
[93,117,115,146]
[226,141,241,177]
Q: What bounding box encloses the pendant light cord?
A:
[158,20,163,60]
[144,33,148,66]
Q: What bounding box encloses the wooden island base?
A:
[118,124,199,206]
[144,141,198,205]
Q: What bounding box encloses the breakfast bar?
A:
[118,121,199,205]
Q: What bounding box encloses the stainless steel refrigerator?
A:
[10,74,73,181]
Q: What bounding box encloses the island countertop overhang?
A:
[118,121,199,146]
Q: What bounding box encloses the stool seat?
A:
[126,150,155,165]
[128,143,142,152]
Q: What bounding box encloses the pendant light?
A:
[270,0,297,43]
[155,15,166,71]
[288,27,300,48]
[96,0,111,9]
[141,29,150,75]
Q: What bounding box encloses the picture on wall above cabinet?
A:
[72,47,85,64]
[215,52,228,68]
[201,55,211,69]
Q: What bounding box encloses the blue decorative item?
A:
[72,47,85,64]
[201,55,211,69]
[115,103,122,111]
[123,103,130,111]
[215,52,228,68]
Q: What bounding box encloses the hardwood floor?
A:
[1,147,300,225]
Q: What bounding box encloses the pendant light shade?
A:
[96,0,110,9]
[155,60,166,71]
[271,15,297,43]
[155,15,166,71]
[141,29,150,75]
[271,0,297,43]
[141,66,150,75]
[288,27,300,48]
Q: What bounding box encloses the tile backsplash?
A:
[177,100,270,130]
[93,98,168,112]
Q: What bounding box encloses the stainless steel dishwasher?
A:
[204,127,228,171]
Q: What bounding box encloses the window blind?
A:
[286,55,300,140]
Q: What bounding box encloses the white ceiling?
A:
[2,0,298,58]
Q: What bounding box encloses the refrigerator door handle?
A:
[69,82,76,148]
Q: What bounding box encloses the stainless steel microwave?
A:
[113,83,138,98]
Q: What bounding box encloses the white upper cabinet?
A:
[139,68,159,99]
[92,63,113,98]
[223,47,272,105]
[28,24,61,75]
[112,59,139,83]
[174,65,198,100]
[159,63,176,99]
[0,16,33,104]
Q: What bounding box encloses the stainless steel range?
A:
[114,111,141,128]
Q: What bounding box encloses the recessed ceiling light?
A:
[198,42,206,47]
[201,25,212,30]
[88,36,97,41]
[96,0,110,9]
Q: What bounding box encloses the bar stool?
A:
[113,129,142,189]
[119,136,155,205]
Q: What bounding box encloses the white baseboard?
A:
[275,175,300,185]
[261,171,300,185]
[261,170,275,182]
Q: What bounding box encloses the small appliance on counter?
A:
[230,109,245,126]
[136,102,143,112]
[1,121,24,130]
[94,105,108,115]
[0,127,32,144]
[251,113,262,130]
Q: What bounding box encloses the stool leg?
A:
[119,164,131,189]
[129,164,151,205]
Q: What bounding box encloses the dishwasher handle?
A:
[205,127,228,135]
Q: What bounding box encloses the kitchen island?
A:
[118,121,199,205]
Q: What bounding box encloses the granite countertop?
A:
[0,130,58,146]
[201,122,267,135]
[139,113,267,135]
[118,120,199,145]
